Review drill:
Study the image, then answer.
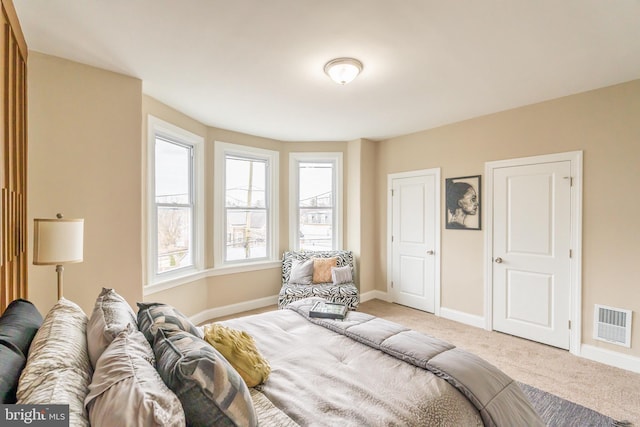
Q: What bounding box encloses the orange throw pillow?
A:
[312,257,337,283]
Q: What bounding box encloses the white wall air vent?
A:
[594,304,632,348]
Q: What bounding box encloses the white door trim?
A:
[387,168,441,316]
[484,151,583,355]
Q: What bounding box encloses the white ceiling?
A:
[13,0,640,142]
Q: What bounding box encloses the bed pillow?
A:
[331,265,353,285]
[203,323,271,387]
[85,324,185,427]
[312,257,337,283]
[87,288,138,369]
[153,328,258,427]
[17,298,92,427]
[0,345,26,404]
[0,299,43,356]
[288,258,314,285]
[137,302,202,344]
[0,299,43,404]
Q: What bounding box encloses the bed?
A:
[218,298,544,427]
[2,289,543,426]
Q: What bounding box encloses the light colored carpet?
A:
[207,299,640,425]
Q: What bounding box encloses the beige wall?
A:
[347,140,362,286]
[27,52,143,315]
[377,79,640,357]
[346,139,378,293]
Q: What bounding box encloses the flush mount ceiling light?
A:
[324,57,363,85]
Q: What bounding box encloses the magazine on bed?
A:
[309,301,347,320]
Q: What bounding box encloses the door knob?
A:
[426,250,434,255]
[495,257,503,264]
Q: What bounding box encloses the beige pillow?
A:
[203,323,271,388]
[312,257,337,283]
[17,298,92,427]
[85,324,185,427]
[87,288,137,369]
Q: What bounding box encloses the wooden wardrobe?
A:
[0,0,27,314]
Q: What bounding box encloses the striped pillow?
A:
[136,302,202,344]
[153,328,257,426]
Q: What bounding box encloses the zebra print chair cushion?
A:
[278,251,359,310]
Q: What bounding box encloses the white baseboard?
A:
[439,307,485,329]
[580,344,640,374]
[190,295,279,325]
[360,290,391,303]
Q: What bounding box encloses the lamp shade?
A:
[33,218,84,265]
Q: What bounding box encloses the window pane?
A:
[299,208,333,250]
[225,209,267,261]
[299,162,332,207]
[299,161,333,249]
[157,206,192,273]
[225,156,266,208]
[156,138,191,204]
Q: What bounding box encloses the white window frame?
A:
[214,141,279,268]
[289,152,343,251]
[146,115,204,288]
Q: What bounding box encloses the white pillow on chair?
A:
[331,266,353,285]
[289,259,314,285]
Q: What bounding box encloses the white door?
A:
[390,171,439,313]
[492,161,572,349]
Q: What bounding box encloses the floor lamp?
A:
[33,214,84,300]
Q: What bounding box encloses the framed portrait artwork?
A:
[445,175,481,230]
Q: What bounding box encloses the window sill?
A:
[143,260,282,296]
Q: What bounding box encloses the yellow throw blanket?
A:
[203,323,271,387]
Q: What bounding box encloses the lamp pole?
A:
[56,264,64,300]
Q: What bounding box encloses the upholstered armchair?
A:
[278,250,359,310]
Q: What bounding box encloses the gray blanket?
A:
[287,299,543,427]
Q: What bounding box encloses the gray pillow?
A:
[137,302,202,344]
[87,288,137,369]
[331,265,353,285]
[0,299,42,403]
[153,328,257,427]
[85,324,184,427]
[0,346,25,404]
[288,258,313,285]
[0,299,43,356]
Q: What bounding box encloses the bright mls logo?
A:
[1,405,68,426]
